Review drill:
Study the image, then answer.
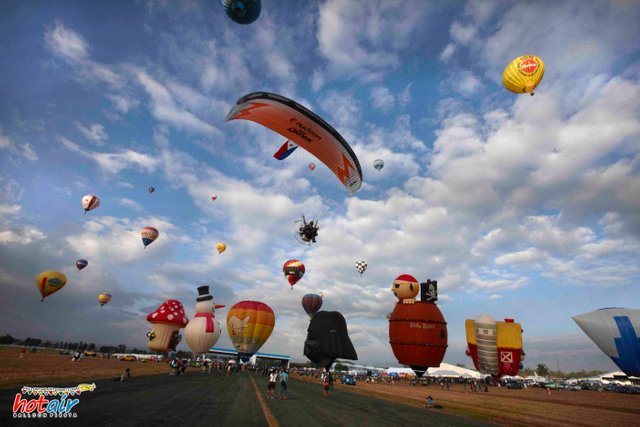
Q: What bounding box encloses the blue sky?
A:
[1,0,639,372]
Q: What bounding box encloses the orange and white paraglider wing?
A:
[225,92,362,193]
[502,55,545,95]
[226,301,275,361]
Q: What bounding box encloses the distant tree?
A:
[117,344,127,353]
[455,363,467,368]
[536,363,549,376]
[43,341,52,348]
[33,339,42,347]
[334,363,349,372]
[88,343,96,351]
[0,334,17,344]
[99,346,111,353]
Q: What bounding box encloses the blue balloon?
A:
[222,0,261,25]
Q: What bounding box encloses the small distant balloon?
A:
[222,0,261,25]
[98,293,112,307]
[373,159,384,172]
[141,227,159,249]
[283,260,305,289]
[36,271,67,302]
[211,194,218,202]
[81,195,100,214]
[76,259,88,272]
[302,293,323,319]
[355,260,367,276]
[148,186,155,193]
[216,242,227,254]
[308,163,316,171]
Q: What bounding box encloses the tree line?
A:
[0,334,149,355]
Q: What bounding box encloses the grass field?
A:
[1,348,639,426]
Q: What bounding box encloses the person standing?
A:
[279,369,289,400]
[267,370,277,399]
[323,371,332,397]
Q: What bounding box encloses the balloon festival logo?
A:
[12,384,97,419]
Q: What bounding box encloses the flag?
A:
[273,140,298,160]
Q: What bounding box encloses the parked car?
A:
[505,381,524,389]
[120,355,137,362]
[85,351,97,357]
[341,375,357,385]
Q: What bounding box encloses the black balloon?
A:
[304,311,358,370]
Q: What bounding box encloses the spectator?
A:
[425,395,433,408]
[267,370,277,400]
[279,369,289,400]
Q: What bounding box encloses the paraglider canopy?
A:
[225,92,362,193]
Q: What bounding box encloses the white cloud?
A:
[0,226,45,245]
[450,21,476,45]
[60,137,159,174]
[44,20,89,62]
[118,198,144,213]
[0,127,37,161]
[495,247,545,266]
[439,43,456,61]
[369,86,395,112]
[75,122,108,145]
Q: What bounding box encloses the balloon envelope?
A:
[222,0,261,25]
[226,301,275,361]
[211,194,218,201]
[302,293,323,318]
[283,260,305,287]
[502,55,545,95]
[98,293,112,307]
[225,92,362,193]
[81,195,100,212]
[76,259,88,271]
[355,260,367,275]
[36,271,67,301]
[148,186,155,193]
[304,311,357,370]
[373,159,384,171]
[216,242,227,254]
[308,163,316,171]
[573,308,640,377]
[141,227,159,248]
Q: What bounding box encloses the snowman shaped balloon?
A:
[184,286,225,354]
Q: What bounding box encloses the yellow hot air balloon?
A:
[216,242,227,254]
[36,271,67,302]
[502,55,545,96]
[98,293,112,307]
[226,301,275,361]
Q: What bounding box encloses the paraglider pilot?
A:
[299,218,319,243]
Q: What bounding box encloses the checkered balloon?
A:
[355,260,367,276]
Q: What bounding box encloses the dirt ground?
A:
[0,347,169,388]
[297,376,640,427]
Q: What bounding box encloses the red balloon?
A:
[283,260,305,288]
[308,163,316,171]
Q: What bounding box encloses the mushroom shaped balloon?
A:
[141,227,159,249]
[302,293,323,319]
[146,300,189,352]
[283,260,305,289]
[216,242,227,254]
[81,195,100,214]
[36,271,67,302]
[226,301,275,362]
[98,293,112,307]
[76,259,88,272]
[502,55,545,96]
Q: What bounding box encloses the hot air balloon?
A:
[502,55,545,96]
[211,194,218,202]
[148,186,155,193]
[304,311,358,370]
[226,301,275,362]
[141,227,159,249]
[373,159,384,171]
[184,286,225,354]
[146,300,189,352]
[225,92,362,193]
[36,271,67,302]
[302,293,323,319]
[465,314,525,378]
[308,163,316,171]
[216,242,227,254]
[222,0,261,25]
[283,260,305,289]
[81,195,100,214]
[355,260,367,276]
[98,293,112,307]
[573,308,640,377]
[76,259,88,272]
[389,279,447,377]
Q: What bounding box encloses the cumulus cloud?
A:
[60,137,159,174]
[0,127,37,161]
[75,122,108,145]
[369,86,395,112]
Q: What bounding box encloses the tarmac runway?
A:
[1,371,491,426]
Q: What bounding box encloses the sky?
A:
[1,0,639,372]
